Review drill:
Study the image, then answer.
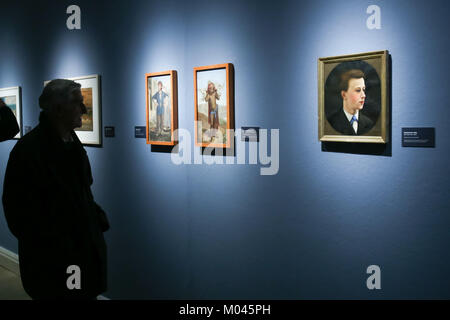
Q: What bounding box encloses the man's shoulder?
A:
[11,126,42,156]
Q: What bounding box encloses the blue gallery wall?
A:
[0,0,449,299]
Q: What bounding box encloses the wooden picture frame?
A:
[194,63,234,148]
[318,50,389,143]
[44,74,102,146]
[0,86,22,139]
[145,70,178,146]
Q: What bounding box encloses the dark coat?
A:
[328,108,374,135]
[0,105,20,142]
[2,112,109,299]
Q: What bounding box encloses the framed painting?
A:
[194,63,234,148]
[318,50,389,143]
[0,86,22,139]
[44,74,102,146]
[145,70,178,146]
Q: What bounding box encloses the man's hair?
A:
[339,69,365,92]
[39,79,81,113]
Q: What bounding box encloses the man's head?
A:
[339,69,366,114]
[39,79,87,130]
[158,81,163,91]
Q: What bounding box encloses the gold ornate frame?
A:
[318,50,389,143]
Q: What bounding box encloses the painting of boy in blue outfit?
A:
[152,81,169,136]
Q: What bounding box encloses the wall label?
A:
[402,127,435,147]
[104,126,115,138]
[135,126,146,138]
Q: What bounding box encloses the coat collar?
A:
[337,109,357,136]
[38,112,83,149]
[37,112,91,190]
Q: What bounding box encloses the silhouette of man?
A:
[0,99,19,142]
[2,79,110,300]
